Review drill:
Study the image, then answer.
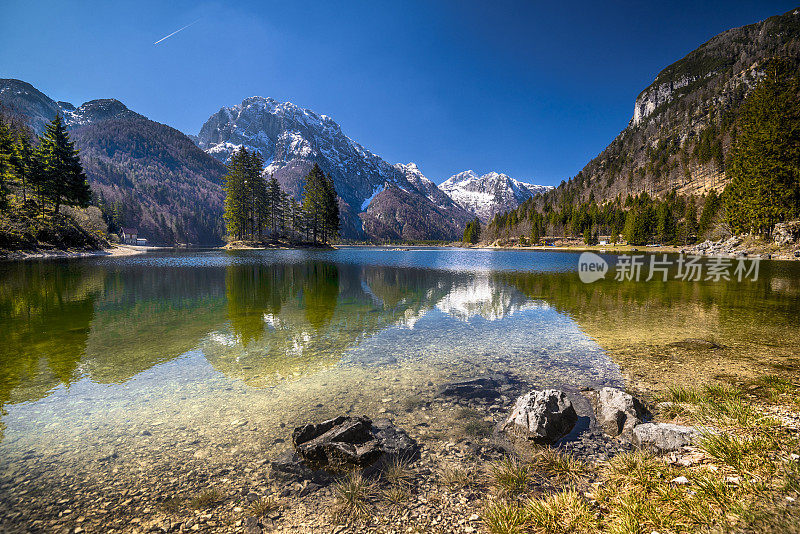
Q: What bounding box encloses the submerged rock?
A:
[502,389,577,445]
[439,372,522,402]
[291,416,418,470]
[595,387,650,437]
[632,422,700,452]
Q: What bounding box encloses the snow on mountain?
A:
[197,98,473,240]
[439,170,552,222]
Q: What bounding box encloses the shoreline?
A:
[0,244,162,261]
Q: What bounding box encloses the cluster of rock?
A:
[687,237,746,256]
[774,221,800,246]
[501,387,699,453]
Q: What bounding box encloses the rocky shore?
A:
[5,366,796,534]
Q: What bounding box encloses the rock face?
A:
[632,423,700,452]
[291,416,418,470]
[503,390,578,445]
[439,170,552,223]
[774,221,800,246]
[595,387,651,437]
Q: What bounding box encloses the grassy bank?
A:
[479,378,799,533]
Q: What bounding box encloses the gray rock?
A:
[502,389,577,445]
[291,416,418,470]
[632,423,700,452]
[774,221,800,246]
[595,387,650,437]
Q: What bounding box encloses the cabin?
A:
[120,228,138,245]
[136,238,148,246]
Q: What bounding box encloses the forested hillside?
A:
[0,79,227,246]
[72,117,227,245]
[486,8,800,246]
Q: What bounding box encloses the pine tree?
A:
[0,121,17,208]
[223,147,249,239]
[267,174,282,236]
[724,58,800,234]
[322,172,340,242]
[302,164,330,243]
[38,115,91,214]
[463,217,481,244]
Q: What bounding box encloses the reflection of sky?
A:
[96,247,583,274]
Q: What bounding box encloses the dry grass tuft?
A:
[483,499,529,534]
[189,488,222,509]
[490,456,532,497]
[526,490,598,533]
[249,496,280,518]
[332,470,376,521]
[532,448,588,482]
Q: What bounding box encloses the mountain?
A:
[551,6,800,204]
[439,170,552,222]
[0,79,227,245]
[196,97,472,240]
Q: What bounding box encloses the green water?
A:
[0,247,798,519]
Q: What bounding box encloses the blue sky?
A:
[1,1,797,185]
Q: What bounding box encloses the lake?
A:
[1,247,799,529]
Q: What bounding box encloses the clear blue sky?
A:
[1,1,797,185]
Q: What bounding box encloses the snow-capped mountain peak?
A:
[439,170,552,222]
[197,98,473,240]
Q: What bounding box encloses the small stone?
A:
[632,423,700,452]
[671,476,689,485]
[468,514,479,521]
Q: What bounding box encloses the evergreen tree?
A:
[322,172,340,242]
[302,164,338,244]
[267,174,282,235]
[463,217,481,244]
[38,115,91,214]
[698,190,720,237]
[223,147,249,239]
[0,121,14,208]
[724,58,800,234]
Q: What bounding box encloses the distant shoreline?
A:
[0,244,158,261]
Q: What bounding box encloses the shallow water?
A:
[0,247,798,526]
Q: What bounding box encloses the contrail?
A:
[153,19,200,45]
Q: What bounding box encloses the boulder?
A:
[502,389,577,445]
[291,416,417,470]
[595,387,650,437]
[632,423,699,452]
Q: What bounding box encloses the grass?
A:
[382,455,415,487]
[531,448,588,482]
[526,491,598,534]
[483,499,529,534]
[700,429,776,474]
[189,489,222,509]
[382,486,411,509]
[490,457,532,497]
[439,463,472,488]
[249,496,280,518]
[332,470,376,521]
